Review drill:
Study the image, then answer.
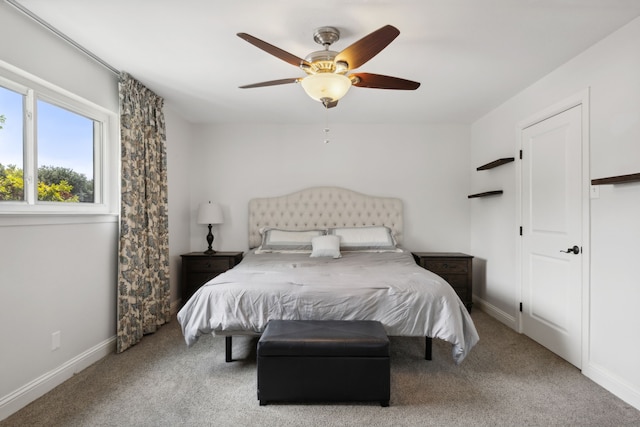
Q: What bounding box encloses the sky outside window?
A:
[0,85,25,201]
[0,85,24,169]
[1,84,97,203]
[36,98,94,180]
[1,85,94,178]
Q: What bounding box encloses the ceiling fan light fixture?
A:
[301,73,352,103]
[238,25,420,106]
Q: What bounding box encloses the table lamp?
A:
[197,201,224,254]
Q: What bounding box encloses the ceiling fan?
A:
[237,25,420,108]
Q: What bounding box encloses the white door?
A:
[521,105,583,368]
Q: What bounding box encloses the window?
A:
[36,98,96,203]
[0,67,116,214]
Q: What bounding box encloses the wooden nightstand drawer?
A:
[412,252,473,312]
[186,257,232,272]
[421,259,469,274]
[181,251,243,304]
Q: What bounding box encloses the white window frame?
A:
[0,63,118,218]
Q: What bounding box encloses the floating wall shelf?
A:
[477,157,515,171]
[469,157,513,198]
[591,172,640,185]
[468,190,503,199]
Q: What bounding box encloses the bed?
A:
[177,186,479,364]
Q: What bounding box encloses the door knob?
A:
[560,245,580,255]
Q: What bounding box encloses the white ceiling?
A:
[15,0,640,125]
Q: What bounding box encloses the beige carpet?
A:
[2,310,639,426]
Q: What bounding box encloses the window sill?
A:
[0,212,119,227]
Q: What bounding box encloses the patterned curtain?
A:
[117,72,170,353]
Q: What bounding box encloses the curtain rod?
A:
[5,0,120,76]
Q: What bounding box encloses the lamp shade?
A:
[301,73,352,103]
[197,201,224,225]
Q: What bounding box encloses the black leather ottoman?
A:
[257,320,390,406]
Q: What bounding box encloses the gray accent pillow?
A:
[255,228,327,253]
[329,226,400,252]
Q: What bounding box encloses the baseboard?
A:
[473,295,518,331]
[0,336,116,421]
[583,361,640,411]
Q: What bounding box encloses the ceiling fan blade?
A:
[350,73,420,90]
[239,78,301,89]
[335,25,400,70]
[237,33,310,68]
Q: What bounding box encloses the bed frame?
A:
[225,186,432,362]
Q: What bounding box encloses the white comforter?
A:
[177,250,479,364]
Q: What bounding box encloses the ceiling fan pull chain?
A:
[323,104,330,144]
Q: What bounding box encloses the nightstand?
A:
[412,252,473,312]
[180,251,243,304]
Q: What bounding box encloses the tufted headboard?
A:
[248,186,403,248]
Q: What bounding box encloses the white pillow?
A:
[255,228,326,253]
[310,235,342,258]
[329,226,400,252]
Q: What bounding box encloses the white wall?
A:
[187,123,471,255]
[0,220,118,409]
[0,4,118,113]
[0,3,192,419]
[470,16,640,409]
[0,3,119,419]
[165,106,193,307]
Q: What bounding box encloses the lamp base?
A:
[204,224,216,255]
